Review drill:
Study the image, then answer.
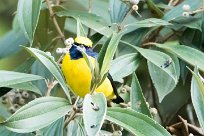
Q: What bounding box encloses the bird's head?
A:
[74,36,93,48]
[64,36,96,60]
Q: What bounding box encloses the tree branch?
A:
[45,0,65,41]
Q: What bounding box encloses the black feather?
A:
[107,73,124,104]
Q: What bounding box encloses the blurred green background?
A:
[0,0,22,70]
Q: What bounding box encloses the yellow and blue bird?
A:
[62,36,123,104]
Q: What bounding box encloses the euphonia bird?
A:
[61,36,123,104]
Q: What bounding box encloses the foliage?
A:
[0,0,204,135]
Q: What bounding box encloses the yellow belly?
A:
[62,54,114,99]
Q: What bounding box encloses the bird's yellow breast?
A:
[62,53,114,99]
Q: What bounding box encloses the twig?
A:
[172,0,180,6]
[56,0,61,5]
[64,96,80,128]
[189,7,204,15]
[141,42,155,47]
[64,110,77,128]
[168,0,174,6]
[46,80,58,96]
[167,119,204,135]
[45,0,65,41]
[118,8,133,31]
[178,115,189,136]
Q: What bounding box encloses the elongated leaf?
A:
[0,15,28,59]
[138,48,177,81]
[0,71,44,87]
[98,32,123,77]
[57,10,112,37]
[83,93,107,136]
[109,0,129,23]
[173,15,203,31]
[0,103,11,120]
[121,41,178,82]
[67,116,86,136]
[122,28,151,46]
[106,108,171,136]
[17,0,42,44]
[0,30,28,58]
[41,117,64,136]
[163,0,202,21]
[131,73,152,117]
[1,97,71,133]
[15,57,36,73]
[109,53,141,81]
[146,0,164,18]
[6,82,42,95]
[189,67,204,132]
[155,43,204,72]
[77,18,87,37]
[148,53,180,102]
[124,18,171,34]
[0,126,33,136]
[31,60,52,95]
[23,47,71,102]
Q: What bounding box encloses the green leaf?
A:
[0,15,28,59]
[155,42,204,72]
[6,82,42,95]
[124,18,171,34]
[41,117,64,136]
[109,0,129,23]
[23,47,72,103]
[57,10,112,37]
[180,28,203,49]
[78,47,94,74]
[83,93,107,136]
[146,0,164,18]
[131,73,152,117]
[77,18,87,37]
[17,0,42,44]
[0,70,44,87]
[147,53,180,102]
[0,30,28,58]
[0,103,11,120]
[163,0,202,21]
[98,32,123,78]
[15,57,36,73]
[129,44,177,82]
[1,97,71,133]
[189,67,204,132]
[106,108,171,136]
[109,53,141,81]
[121,28,151,46]
[67,116,86,136]
[173,15,203,31]
[0,126,34,136]
[31,60,53,95]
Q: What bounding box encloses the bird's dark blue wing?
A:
[86,48,98,58]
